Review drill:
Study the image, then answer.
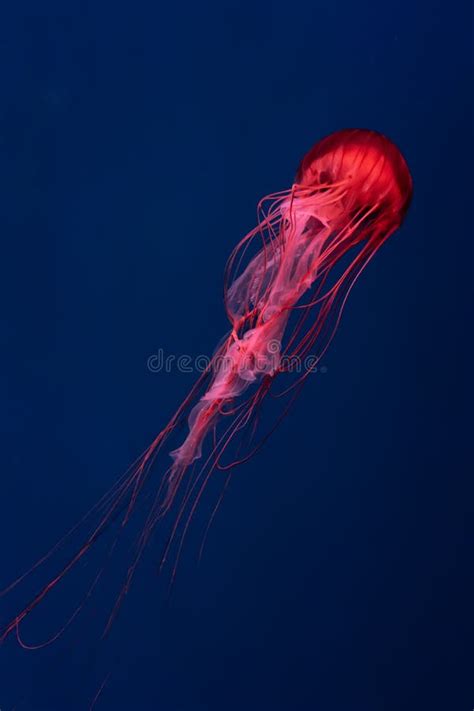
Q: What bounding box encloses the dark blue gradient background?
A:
[1,2,472,710]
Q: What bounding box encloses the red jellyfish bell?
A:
[296,128,412,233]
[1,129,412,650]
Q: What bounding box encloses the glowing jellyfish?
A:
[1,128,412,645]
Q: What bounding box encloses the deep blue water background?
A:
[1,2,472,710]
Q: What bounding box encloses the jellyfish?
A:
[1,128,412,646]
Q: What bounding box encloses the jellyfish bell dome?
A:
[296,129,413,229]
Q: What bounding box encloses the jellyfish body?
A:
[1,129,412,645]
[166,128,412,498]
